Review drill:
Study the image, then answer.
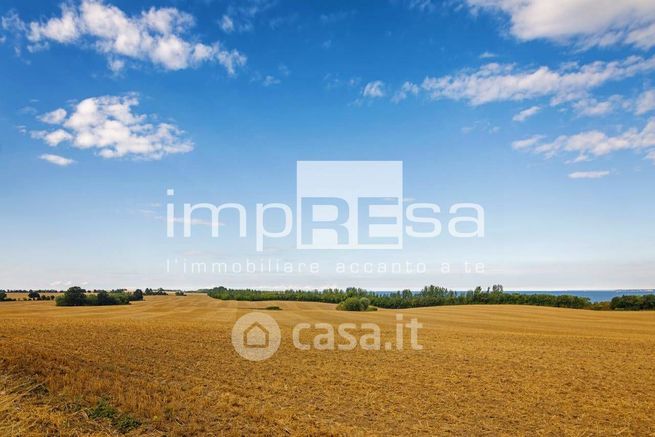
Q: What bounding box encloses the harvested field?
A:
[1,295,654,436]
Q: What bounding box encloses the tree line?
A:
[55,287,144,306]
[206,285,601,310]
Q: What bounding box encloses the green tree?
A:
[131,289,144,301]
[59,286,87,306]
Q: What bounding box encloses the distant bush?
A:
[144,288,168,296]
[131,289,144,301]
[337,297,369,311]
[55,286,87,306]
[175,291,186,296]
[589,301,611,311]
[56,286,132,307]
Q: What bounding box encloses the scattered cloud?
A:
[251,71,282,86]
[461,120,500,134]
[5,0,246,74]
[323,74,360,90]
[568,171,610,179]
[479,51,497,59]
[262,75,280,86]
[18,106,37,115]
[419,55,655,106]
[219,0,276,33]
[512,134,545,150]
[392,81,420,103]
[466,0,655,50]
[319,11,356,25]
[571,95,627,117]
[32,129,73,146]
[30,94,193,160]
[219,15,235,33]
[512,105,540,122]
[362,80,386,98]
[404,0,441,13]
[514,117,655,164]
[635,90,655,115]
[40,153,75,166]
[39,108,67,124]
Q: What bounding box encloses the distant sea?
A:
[375,290,655,303]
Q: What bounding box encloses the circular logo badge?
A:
[231,312,281,361]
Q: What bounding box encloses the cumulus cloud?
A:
[512,105,540,122]
[466,0,655,50]
[635,90,655,115]
[571,95,629,117]
[6,0,246,74]
[362,80,385,98]
[419,55,655,106]
[31,94,193,160]
[39,108,67,124]
[40,153,75,166]
[514,117,655,164]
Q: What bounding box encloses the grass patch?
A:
[89,398,140,433]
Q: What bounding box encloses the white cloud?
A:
[32,94,193,160]
[461,120,500,134]
[420,55,655,106]
[40,153,75,166]
[39,108,67,124]
[11,0,246,74]
[45,129,74,146]
[571,95,628,117]
[568,171,610,179]
[635,90,655,115]
[262,75,280,86]
[218,0,275,33]
[362,80,385,98]
[479,51,497,59]
[514,117,655,164]
[392,81,420,103]
[511,134,544,150]
[466,0,655,50]
[219,15,235,33]
[512,105,540,122]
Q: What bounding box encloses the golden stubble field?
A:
[1,294,655,436]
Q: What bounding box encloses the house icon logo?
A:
[244,321,269,348]
[231,312,281,361]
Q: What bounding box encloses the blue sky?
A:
[1,0,654,290]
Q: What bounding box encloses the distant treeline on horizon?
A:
[204,285,655,311]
